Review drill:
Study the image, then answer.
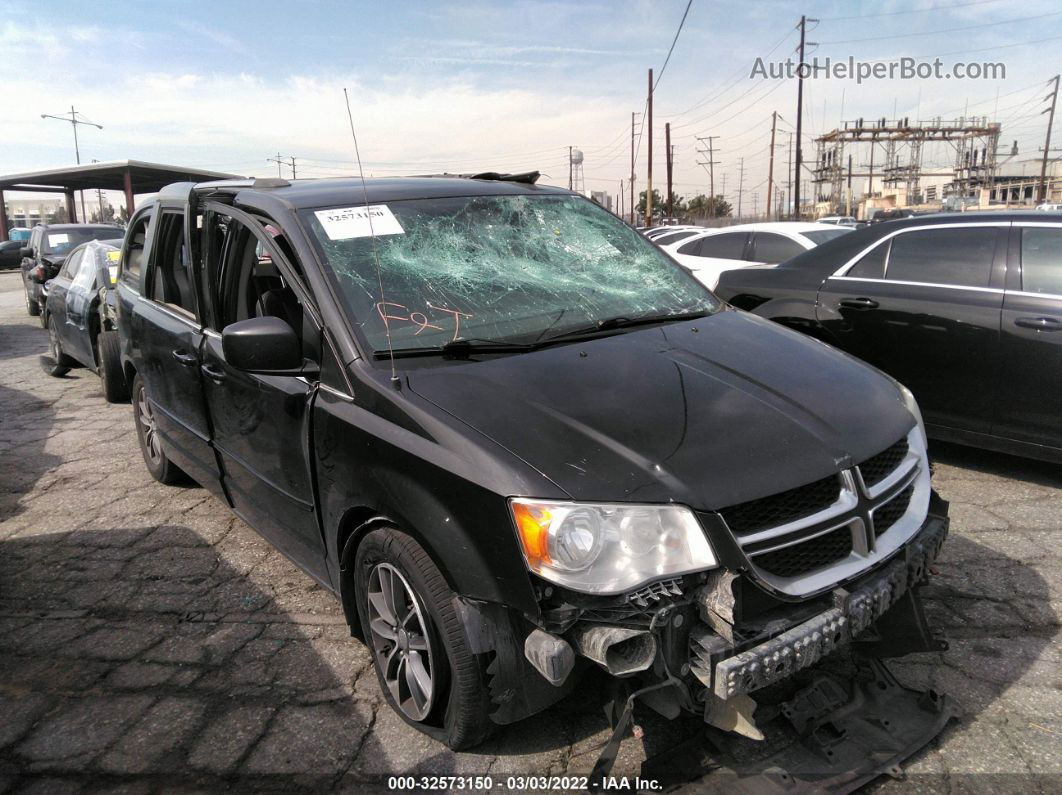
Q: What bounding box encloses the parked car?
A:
[20,223,124,318]
[645,224,700,238]
[116,176,948,757]
[660,222,853,288]
[0,239,23,270]
[1035,202,1062,212]
[715,212,1062,462]
[818,215,858,227]
[39,240,128,401]
[646,228,702,246]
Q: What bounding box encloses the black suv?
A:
[20,223,124,318]
[115,177,949,755]
[715,213,1062,463]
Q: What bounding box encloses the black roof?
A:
[186,176,572,209]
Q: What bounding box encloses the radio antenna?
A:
[343,87,399,389]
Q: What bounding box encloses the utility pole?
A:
[630,111,639,225]
[619,179,624,219]
[786,131,793,218]
[794,15,816,220]
[665,123,673,221]
[1039,75,1060,203]
[695,135,719,215]
[767,111,778,217]
[267,153,297,179]
[568,146,573,190]
[737,157,745,218]
[41,105,102,223]
[721,173,728,206]
[846,154,853,217]
[647,68,654,227]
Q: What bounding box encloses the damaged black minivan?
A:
[115,175,949,758]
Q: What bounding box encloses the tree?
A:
[117,205,130,223]
[45,206,69,224]
[636,189,663,218]
[90,203,116,224]
[687,194,732,219]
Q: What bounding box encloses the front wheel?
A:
[131,374,185,484]
[97,330,129,403]
[355,528,494,750]
[41,316,73,377]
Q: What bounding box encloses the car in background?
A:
[819,216,858,227]
[20,223,124,318]
[660,222,853,288]
[714,212,1062,462]
[0,240,23,270]
[40,240,128,402]
[1035,202,1062,212]
[645,227,703,246]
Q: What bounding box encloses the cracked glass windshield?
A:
[302,194,718,354]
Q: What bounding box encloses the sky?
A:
[2,0,1060,213]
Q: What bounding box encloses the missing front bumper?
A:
[694,512,948,700]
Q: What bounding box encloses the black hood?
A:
[407,309,914,510]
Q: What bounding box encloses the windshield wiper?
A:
[373,338,538,360]
[541,310,711,343]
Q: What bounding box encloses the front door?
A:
[995,223,1062,451]
[197,205,326,580]
[817,224,1006,434]
[128,208,223,494]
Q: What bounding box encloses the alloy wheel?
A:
[366,562,436,721]
[137,387,163,466]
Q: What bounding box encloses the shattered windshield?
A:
[302,194,718,354]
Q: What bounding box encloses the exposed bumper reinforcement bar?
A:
[710,514,948,700]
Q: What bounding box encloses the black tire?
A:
[131,374,185,484]
[41,316,73,377]
[97,331,129,403]
[355,528,494,750]
[26,287,40,316]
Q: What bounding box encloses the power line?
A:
[653,0,694,90]
[819,10,1062,45]
[820,0,1004,21]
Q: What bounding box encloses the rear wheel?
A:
[97,331,129,403]
[41,316,73,377]
[131,374,185,484]
[355,528,494,750]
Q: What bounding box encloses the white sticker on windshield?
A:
[47,233,70,246]
[314,205,405,240]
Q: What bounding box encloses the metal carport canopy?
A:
[0,160,243,240]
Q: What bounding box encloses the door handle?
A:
[171,349,198,366]
[1014,316,1062,330]
[201,363,227,383]
[839,297,880,310]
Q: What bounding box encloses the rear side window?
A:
[750,233,804,264]
[146,212,197,314]
[847,240,889,279]
[694,232,748,259]
[1020,227,1062,295]
[58,249,84,280]
[885,227,996,288]
[653,230,698,246]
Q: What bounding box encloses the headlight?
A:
[510,499,717,594]
[898,383,927,447]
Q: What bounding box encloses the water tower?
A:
[569,148,584,194]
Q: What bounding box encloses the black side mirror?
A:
[20,246,32,258]
[222,316,310,375]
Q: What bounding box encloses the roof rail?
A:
[416,171,541,185]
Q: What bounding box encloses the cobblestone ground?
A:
[0,269,1059,793]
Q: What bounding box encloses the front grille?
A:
[858,438,909,488]
[873,484,913,537]
[718,474,840,536]
[752,526,853,578]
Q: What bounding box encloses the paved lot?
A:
[0,268,1059,793]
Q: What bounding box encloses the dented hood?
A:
[407,309,914,510]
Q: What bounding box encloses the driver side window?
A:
[209,214,305,343]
